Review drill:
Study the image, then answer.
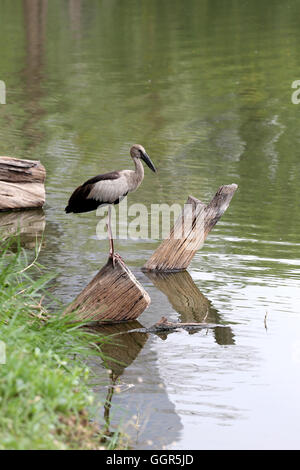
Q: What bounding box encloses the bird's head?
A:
[130,144,156,173]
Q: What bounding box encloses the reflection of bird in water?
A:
[103,371,118,440]
[65,145,156,264]
[90,321,149,440]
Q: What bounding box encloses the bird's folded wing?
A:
[87,174,128,204]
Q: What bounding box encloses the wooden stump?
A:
[65,256,151,323]
[0,157,46,211]
[143,184,238,272]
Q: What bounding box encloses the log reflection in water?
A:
[92,321,148,376]
[0,209,45,249]
[69,0,82,38]
[146,270,235,345]
[90,321,148,436]
[22,0,48,146]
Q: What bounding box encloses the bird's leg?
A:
[107,206,116,266]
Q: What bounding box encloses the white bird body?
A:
[86,159,144,206]
[65,144,156,263]
[65,146,153,214]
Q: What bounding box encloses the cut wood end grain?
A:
[65,255,151,323]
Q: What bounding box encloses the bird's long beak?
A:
[141,151,156,173]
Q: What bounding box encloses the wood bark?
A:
[65,255,151,323]
[0,157,46,211]
[143,183,238,272]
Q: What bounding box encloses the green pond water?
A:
[1,0,300,449]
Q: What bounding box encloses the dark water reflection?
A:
[1,0,300,449]
[0,209,45,249]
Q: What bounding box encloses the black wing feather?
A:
[65,171,121,214]
[82,171,120,187]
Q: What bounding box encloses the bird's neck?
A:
[133,157,144,185]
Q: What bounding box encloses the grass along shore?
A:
[0,238,120,450]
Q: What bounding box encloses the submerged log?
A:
[143,183,238,272]
[0,157,46,211]
[65,255,151,323]
[126,316,226,334]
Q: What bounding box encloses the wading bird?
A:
[65,144,156,264]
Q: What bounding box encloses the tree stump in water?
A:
[143,184,238,272]
[0,157,46,211]
[65,255,151,323]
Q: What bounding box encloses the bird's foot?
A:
[114,252,124,263]
[109,250,116,267]
[109,252,124,267]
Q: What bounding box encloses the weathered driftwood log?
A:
[143,184,238,272]
[65,255,151,323]
[0,157,46,211]
[0,208,45,248]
